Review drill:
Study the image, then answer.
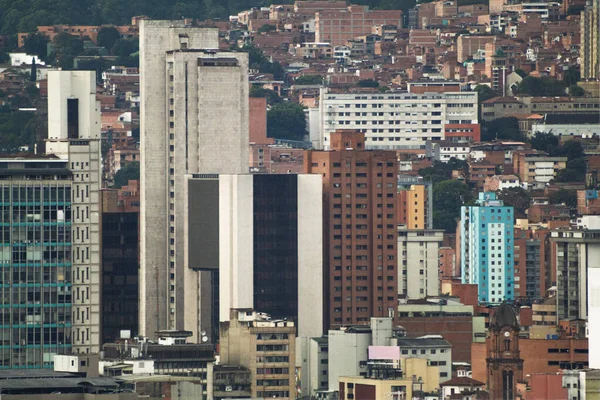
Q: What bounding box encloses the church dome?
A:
[490,302,519,331]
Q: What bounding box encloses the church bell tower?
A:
[486,302,524,400]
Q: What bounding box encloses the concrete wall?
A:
[327,330,370,391]
[297,174,324,338]
[588,245,600,369]
[48,71,100,141]
[218,175,254,323]
[398,230,443,299]
[139,20,249,338]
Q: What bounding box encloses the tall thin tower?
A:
[47,70,102,354]
[139,20,248,339]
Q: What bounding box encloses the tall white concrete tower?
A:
[46,70,102,354]
[139,20,249,339]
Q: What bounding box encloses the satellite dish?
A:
[201,330,207,336]
[202,336,208,343]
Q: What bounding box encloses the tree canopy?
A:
[96,27,121,50]
[548,189,577,208]
[249,86,282,105]
[357,79,379,88]
[266,102,306,141]
[474,85,497,103]
[515,76,567,97]
[432,179,473,233]
[0,108,42,154]
[257,24,277,33]
[23,33,49,61]
[0,0,259,36]
[530,131,559,154]
[113,161,140,188]
[482,117,524,142]
[419,159,468,185]
[498,187,531,218]
[295,75,324,85]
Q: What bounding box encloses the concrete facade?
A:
[550,230,600,322]
[139,20,248,339]
[46,70,102,355]
[219,309,296,400]
[397,229,444,299]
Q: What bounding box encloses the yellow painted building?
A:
[398,184,429,230]
[338,358,439,399]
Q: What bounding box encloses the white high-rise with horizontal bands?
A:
[139,20,249,340]
[318,89,478,150]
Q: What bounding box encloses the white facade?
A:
[297,337,329,398]
[577,215,600,230]
[139,20,249,339]
[9,52,45,66]
[46,70,102,355]
[47,71,101,143]
[426,142,470,162]
[318,89,478,150]
[531,122,600,138]
[398,229,444,299]
[397,337,452,381]
[497,175,520,191]
[327,329,370,391]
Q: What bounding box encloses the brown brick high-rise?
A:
[304,130,398,330]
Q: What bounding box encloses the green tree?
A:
[418,159,468,185]
[432,180,473,232]
[111,38,138,58]
[30,57,37,82]
[569,85,585,97]
[0,109,40,153]
[267,102,306,141]
[473,85,497,102]
[357,79,379,88]
[295,75,324,85]
[113,161,140,188]
[563,69,580,87]
[257,24,277,33]
[515,76,566,97]
[483,117,524,142]
[249,86,282,105]
[555,158,586,182]
[551,140,584,160]
[530,131,559,154]
[548,189,577,208]
[96,26,121,50]
[23,33,49,62]
[498,187,531,218]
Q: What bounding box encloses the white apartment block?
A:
[426,141,470,162]
[398,229,444,299]
[317,88,478,150]
[140,20,249,340]
[46,70,102,354]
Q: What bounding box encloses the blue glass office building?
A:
[0,158,73,369]
[461,192,515,304]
